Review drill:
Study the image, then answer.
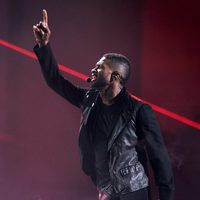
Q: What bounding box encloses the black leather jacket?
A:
[79,88,149,194]
[34,43,174,200]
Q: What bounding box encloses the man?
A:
[33,10,174,200]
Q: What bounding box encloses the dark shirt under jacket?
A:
[89,89,125,188]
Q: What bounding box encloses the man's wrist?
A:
[35,38,49,48]
[38,41,48,48]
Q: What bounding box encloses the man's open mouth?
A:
[91,73,97,81]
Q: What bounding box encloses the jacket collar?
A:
[81,87,131,151]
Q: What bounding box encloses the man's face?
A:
[90,57,113,89]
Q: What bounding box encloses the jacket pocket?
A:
[113,162,149,193]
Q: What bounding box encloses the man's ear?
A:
[111,71,120,81]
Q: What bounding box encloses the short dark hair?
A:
[103,53,131,85]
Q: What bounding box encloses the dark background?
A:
[0,0,199,199]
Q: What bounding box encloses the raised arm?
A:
[33,10,87,108]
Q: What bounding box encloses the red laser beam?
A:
[1,39,200,130]
[0,39,87,80]
[130,94,200,130]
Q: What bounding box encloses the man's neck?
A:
[99,84,123,105]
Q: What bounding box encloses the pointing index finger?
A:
[43,9,48,25]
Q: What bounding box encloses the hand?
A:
[99,192,109,200]
[98,184,113,200]
[33,9,51,46]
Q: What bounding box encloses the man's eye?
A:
[96,66,101,70]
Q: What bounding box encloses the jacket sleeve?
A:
[137,104,174,200]
[33,43,87,108]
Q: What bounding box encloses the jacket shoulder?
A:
[127,94,144,112]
